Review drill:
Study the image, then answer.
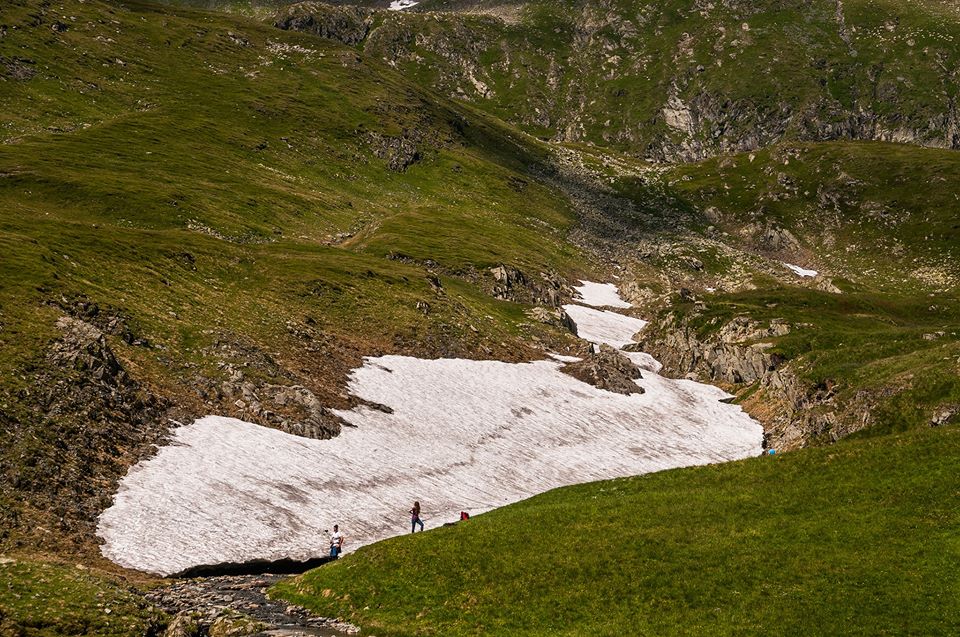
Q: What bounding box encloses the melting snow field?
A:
[784,262,818,278]
[563,303,648,349]
[572,281,632,308]
[388,0,419,10]
[98,282,763,576]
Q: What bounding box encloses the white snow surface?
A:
[623,351,664,374]
[98,283,762,575]
[783,262,818,278]
[562,303,648,349]
[572,281,632,308]
[388,0,419,10]
[547,352,582,363]
[98,355,762,576]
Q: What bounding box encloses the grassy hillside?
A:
[665,142,960,292]
[276,0,960,160]
[142,2,960,448]
[632,142,960,441]
[274,424,960,636]
[2,0,959,632]
[0,558,163,637]
[0,0,592,556]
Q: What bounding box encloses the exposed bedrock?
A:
[0,315,170,548]
[273,2,372,45]
[637,313,854,450]
[212,373,349,440]
[561,345,644,395]
[639,315,789,387]
[490,264,568,307]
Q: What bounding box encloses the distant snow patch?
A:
[783,263,818,278]
[547,352,582,363]
[388,0,419,10]
[562,304,648,349]
[572,281,632,308]
[98,355,762,576]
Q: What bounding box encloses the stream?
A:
[146,573,358,636]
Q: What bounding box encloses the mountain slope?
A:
[276,0,960,160]
[2,0,959,634]
[0,0,590,556]
[275,423,960,636]
[579,140,960,447]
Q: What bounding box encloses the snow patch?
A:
[623,351,664,374]
[547,352,582,363]
[98,355,762,576]
[562,304,648,349]
[388,0,419,10]
[572,281,632,308]
[98,279,763,576]
[783,263,818,278]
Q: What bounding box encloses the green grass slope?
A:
[277,0,960,160]
[640,142,960,439]
[0,558,164,637]
[0,0,591,557]
[275,424,960,636]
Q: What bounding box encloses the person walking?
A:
[410,501,424,533]
[329,524,344,557]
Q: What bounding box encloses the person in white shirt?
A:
[329,524,344,557]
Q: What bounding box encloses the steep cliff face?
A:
[277,0,960,161]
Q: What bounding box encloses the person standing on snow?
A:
[329,524,344,557]
[410,501,424,533]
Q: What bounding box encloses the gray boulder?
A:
[561,345,644,395]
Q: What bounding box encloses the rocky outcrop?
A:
[1,56,36,81]
[742,366,859,451]
[490,264,567,307]
[195,333,352,440]
[215,373,349,440]
[640,314,789,386]
[638,311,927,449]
[525,305,575,331]
[757,224,801,253]
[561,345,643,395]
[0,316,169,547]
[366,130,422,172]
[931,404,959,427]
[273,2,372,45]
[638,313,848,450]
[51,294,149,347]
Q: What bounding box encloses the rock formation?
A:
[561,345,644,395]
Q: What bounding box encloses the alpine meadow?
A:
[0,1,958,635]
